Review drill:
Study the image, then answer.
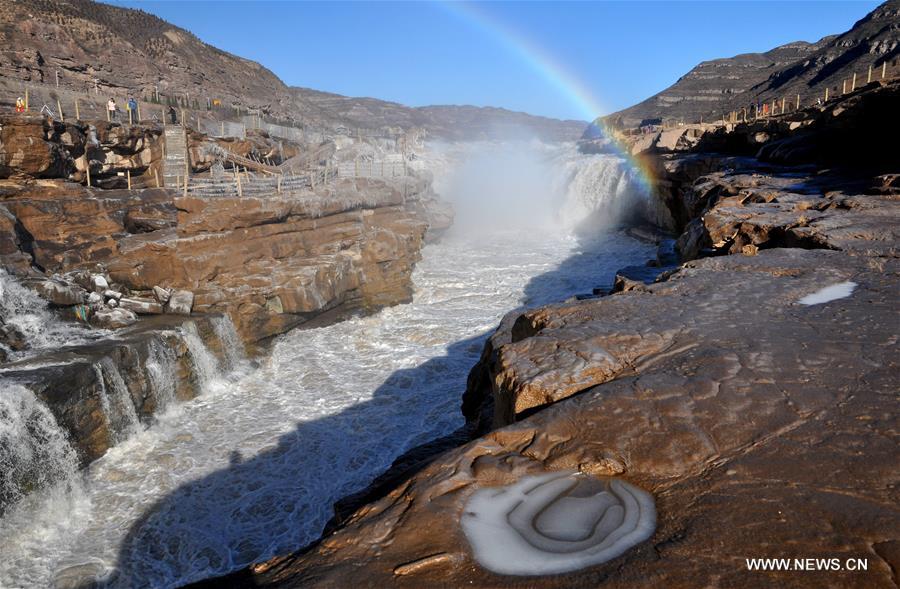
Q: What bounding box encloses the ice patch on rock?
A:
[798,281,857,305]
[461,470,656,575]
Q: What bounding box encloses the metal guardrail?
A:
[336,157,408,179]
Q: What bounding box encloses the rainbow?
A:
[437,1,656,194]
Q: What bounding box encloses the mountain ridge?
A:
[0,0,586,140]
[602,0,899,129]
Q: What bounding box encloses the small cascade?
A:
[0,270,101,361]
[146,337,178,411]
[0,384,79,514]
[95,359,141,444]
[211,315,246,371]
[182,322,221,391]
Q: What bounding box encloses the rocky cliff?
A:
[601,0,899,128]
[0,171,438,347]
[197,80,900,589]
[0,109,450,513]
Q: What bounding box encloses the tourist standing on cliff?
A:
[127,96,137,118]
[15,97,25,113]
[108,98,118,121]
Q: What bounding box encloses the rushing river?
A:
[0,148,657,588]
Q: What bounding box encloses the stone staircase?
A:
[163,125,188,189]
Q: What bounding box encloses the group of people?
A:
[106,96,139,120]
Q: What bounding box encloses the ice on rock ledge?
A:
[798,281,857,305]
[461,470,656,576]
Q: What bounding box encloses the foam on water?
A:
[0,384,80,513]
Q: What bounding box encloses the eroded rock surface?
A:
[212,245,897,589]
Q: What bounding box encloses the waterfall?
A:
[0,384,79,514]
[211,315,246,371]
[0,270,100,361]
[146,337,178,411]
[182,322,220,391]
[554,154,651,231]
[95,359,141,444]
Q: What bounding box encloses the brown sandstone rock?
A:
[224,247,898,589]
[119,297,163,315]
[165,290,193,315]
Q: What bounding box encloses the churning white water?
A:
[0,271,107,361]
[0,150,657,588]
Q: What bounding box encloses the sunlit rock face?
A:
[461,470,656,576]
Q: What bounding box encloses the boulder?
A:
[90,275,109,293]
[103,289,123,301]
[86,292,103,307]
[89,307,137,329]
[152,286,171,304]
[30,279,86,306]
[118,297,163,315]
[0,115,73,179]
[165,290,193,315]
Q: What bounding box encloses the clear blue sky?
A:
[109,1,881,121]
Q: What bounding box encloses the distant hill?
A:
[0,0,585,140]
[601,0,900,129]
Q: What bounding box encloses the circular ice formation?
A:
[461,470,656,576]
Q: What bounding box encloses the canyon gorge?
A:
[1,1,898,589]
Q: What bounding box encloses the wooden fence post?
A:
[796,94,800,110]
[127,169,132,190]
[137,104,141,122]
[851,73,857,92]
[24,88,28,112]
[882,62,887,79]
[86,162,91,187]
[867,65,872,84]
[55,70,59,88]
[129,108,133,125]
[106,104,110,122]
[781,96,786,113]
[825,87,829,102]
[154,168,160,188]
[57,98,64,122]
[842,79,847,94]
[75,99,80,120]
[184,125,189,188]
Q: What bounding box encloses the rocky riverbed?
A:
[200,82,899,588]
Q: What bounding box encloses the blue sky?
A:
[110,1,881,121]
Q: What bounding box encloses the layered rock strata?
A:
[0,173,438,345]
